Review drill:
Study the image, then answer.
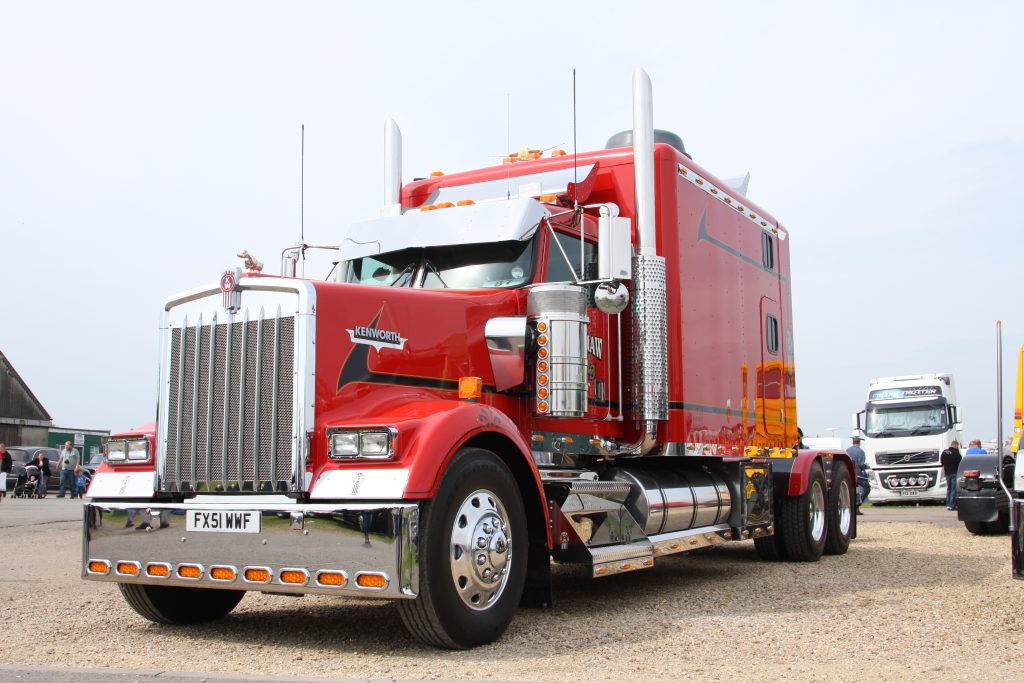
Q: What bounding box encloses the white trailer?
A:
[853,373,963,504]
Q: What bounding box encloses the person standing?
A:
[846,436,870,515]
[0,443,11,502]
[941,440,963,511]
[965,439,987,455]
[31,450,51,497]
[56,441,78,498]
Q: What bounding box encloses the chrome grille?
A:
[163,313,296,493]
[875,450,940,466]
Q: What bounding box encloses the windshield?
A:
[89,454,103,465]
[342,238,536,289]
[865,403,949,437]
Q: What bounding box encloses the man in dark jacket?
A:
[941,440,962,510]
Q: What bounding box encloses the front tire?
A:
[824,465,853,555]
[780,463,828,562]
[398,448,527,649]
[118,584,244,624]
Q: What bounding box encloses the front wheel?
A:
[118,584,244,624]
[780,463,828,562]
[398,448,527,649]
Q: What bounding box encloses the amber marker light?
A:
[116,562,140,576]
[177,565,202,579]
[459,376,483,400]
[538,374,548,386]
[210,566,236,581]
[456,199,475,206]
[538,387,548,399]
[538,401,549,412]
[317,571,346,587]
[145,563,170,578]
[429,170,444,177]
[356,572,388,589]
[437,201,454,209]
[537,334,548,346]
[536,321,548,333]
[538,361,548,372]
[538,194,558,203]
[538,348,548,359]
[279,570,308,585]
[550,149,566,156]
[244,567,271,583]
[87,560,110,574]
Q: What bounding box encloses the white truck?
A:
[853,374,963,504]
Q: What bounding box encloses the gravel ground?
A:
[1,513,1022,682]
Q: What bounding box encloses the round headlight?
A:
[899,477,908,486]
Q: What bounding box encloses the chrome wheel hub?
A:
[837,480,852,536]
[450,489,512,611]
[810,480,826,542]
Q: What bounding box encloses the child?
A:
[73,466,87,499]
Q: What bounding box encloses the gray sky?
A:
[1,1,1020,442]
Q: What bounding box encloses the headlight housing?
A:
[127,439,150,461]
[327,428,396,460]
[106,441,127,462]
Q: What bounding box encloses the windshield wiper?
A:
[911,426,938,435]
[389,263,416,287]
[423,259,449,289]
[870,429,898,438]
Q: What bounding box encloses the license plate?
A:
[186,510,261,533]
[897,490,921,497]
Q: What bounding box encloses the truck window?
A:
[343,239,536,289]
[546,231,596,283]
[765,315,780,355]
[865,402,949,437]
[761,232,775,271]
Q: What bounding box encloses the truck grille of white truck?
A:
[162,314,296,493]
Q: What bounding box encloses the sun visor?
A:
[340,198,552,261]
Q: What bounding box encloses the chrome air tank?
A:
[527,284,588,417]
[614,465,732,535]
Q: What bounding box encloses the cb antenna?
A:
[573,68,578,211]
[300,123,305,276]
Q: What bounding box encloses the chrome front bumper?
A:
[82,498,419,599]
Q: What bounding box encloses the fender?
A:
[770,450,853,496]
[313,391,549,540]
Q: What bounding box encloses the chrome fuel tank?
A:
[614,465,731,535]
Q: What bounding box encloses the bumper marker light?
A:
[210,566,236,581]
[177,564,203,579]
[317,571,347,587]
[146,563,170,578]
[87,560,110,575]
[355,572,388,589]
[116,561,140,576]
[244,567,271,583]
[279,570,308,585]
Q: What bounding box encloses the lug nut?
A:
[477,554,486,565]
[477,537,487,548]
[483,524,494,534]
[482,568,492,579]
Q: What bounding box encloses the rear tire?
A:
[118,584,244,624]
[964,520,988,535]
[397,448,527,649]
[824,465,853,555]
[780,463,828,562]
[984,509,1010,534]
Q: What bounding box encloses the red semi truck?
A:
[83,69,855,648]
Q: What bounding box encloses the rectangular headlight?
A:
[106,441,127,461]
[331,432,360,457]
[360,431,391,456]
[127,439,150,461]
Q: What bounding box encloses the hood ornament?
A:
[237,250,263,273]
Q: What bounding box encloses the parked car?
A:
[80,452,104,482]
[957,448,1015,534]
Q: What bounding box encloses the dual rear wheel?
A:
[755,462,853,562]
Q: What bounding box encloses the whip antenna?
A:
[300,123,305,276]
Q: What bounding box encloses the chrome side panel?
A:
[83,499,418,599]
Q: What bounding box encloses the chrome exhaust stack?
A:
[382,118,403,217]
[620,68,668,456]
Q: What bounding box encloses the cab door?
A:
[758,297,785,436]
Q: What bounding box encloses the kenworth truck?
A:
[83,70,856,648]
[854,374,962,504]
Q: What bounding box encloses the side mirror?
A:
[851,411,865,438]
[598,206,632,280]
